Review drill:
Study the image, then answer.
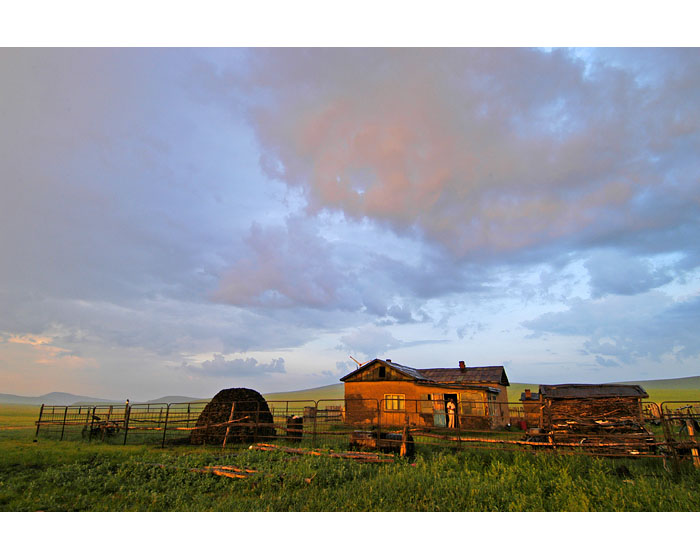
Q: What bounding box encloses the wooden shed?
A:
[340,359,510,429]
[538,383,649,437]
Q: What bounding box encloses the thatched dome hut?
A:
[190,388,275,445]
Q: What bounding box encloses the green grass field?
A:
[2,403,700,512]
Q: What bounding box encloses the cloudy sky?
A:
[1,47,699,400]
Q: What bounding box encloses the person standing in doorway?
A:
[447,399,457,429]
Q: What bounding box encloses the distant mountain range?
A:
[0,392,204,406]
[2,375,697,406]
[0,392,116,406]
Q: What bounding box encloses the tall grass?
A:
[2,436,699,511]
[2,403,699,512]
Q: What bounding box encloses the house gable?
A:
[340,359,420,383]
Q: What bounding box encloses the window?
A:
[384,394,405,411]
[378,366,386,379]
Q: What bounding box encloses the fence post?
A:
[88,407,96,442]
[659,402,681,472]
[161,404,170,448]
[59,406,68,441]
[312,401,318,447]
[83,407,90,438]
[377,399,382,452]
[254,400,260,444]
[123,403,131,445]
[457,400,462,450]
[222,402,235,449]
[34,404,44,441]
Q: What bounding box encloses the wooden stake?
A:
[222,402,236,449]
[685,419,700,468]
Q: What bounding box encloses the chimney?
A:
[459,360,465,370]
[525,389,531,399]
[386,359,392,363]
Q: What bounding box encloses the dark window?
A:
[378,366,386,378]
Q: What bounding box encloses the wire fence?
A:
[33,398,700,469]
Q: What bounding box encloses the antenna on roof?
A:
[349,356,366,368]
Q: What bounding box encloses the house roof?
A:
[539,384,648,400]
[340,359,509,386]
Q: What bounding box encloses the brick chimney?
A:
[386,359,392,363]
[525,389,531,399]
[459,360,466,370]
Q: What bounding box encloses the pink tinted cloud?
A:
[4,332,95,368]
[244,49,698,258]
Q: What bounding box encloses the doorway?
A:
[444,393,458,429]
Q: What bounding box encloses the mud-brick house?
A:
[340,359,510,429]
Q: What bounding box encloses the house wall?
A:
[343,363,510,428]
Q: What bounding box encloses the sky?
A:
[1,47,700,400]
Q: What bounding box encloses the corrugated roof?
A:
[418,366,508,386]
[539,384,648,399]
[340,359,508,386]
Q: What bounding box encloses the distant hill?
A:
[262,376,699,405]
[0,392,204,406]
[3,375,696,407]
[145,396,205,404]
[0,392,114,406]
[264,383,344,402]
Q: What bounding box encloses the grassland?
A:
[2,403,700,512]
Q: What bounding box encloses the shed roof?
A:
[340,359,509,386]
[539,384,648,400]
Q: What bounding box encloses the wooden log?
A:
[248,442,395,463]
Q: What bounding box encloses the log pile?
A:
[544,396,655,453]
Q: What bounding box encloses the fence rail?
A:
[33,398,700,469]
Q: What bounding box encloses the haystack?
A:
[190,388,275,445]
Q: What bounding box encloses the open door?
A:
[432,393,446,427]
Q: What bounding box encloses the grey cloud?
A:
[595,356,620,368]
[337,326,403,360]
[183,355,286,378]
[0,48,284,313]
[523,292,700,364]
[584,250,675,298]
[212,211,505,325]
